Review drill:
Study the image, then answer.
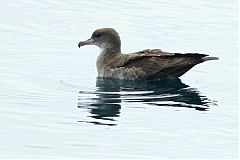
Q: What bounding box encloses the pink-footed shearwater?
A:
[78,28,218,80]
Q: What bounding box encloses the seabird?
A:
[78,28,218,80]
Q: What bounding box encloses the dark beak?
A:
[78,38,94,48]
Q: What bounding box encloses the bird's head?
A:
[78,28,121,51]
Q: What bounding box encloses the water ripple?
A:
[78,77,216,126]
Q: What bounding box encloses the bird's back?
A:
[100,49,218,80]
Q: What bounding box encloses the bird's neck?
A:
[100,46,121,56]
[97,46,121,74]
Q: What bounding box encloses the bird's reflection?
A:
[78,77,216,126]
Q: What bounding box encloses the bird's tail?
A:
[201,56,219,61]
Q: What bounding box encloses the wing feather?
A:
[119,49,209,79]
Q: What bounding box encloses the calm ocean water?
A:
[0,0,238,159]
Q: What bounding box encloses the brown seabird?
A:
[78,28,218,80]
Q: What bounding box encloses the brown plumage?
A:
[78,28,219,80]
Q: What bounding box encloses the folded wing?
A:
[120,49,216,79]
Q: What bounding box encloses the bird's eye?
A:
[95,34,102,38]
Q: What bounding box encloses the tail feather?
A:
[201,56,219,61]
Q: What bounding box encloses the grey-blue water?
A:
[0,0,238,159]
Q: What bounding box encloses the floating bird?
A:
[78,28,218,80]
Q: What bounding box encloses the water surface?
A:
[0,0,238,159]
